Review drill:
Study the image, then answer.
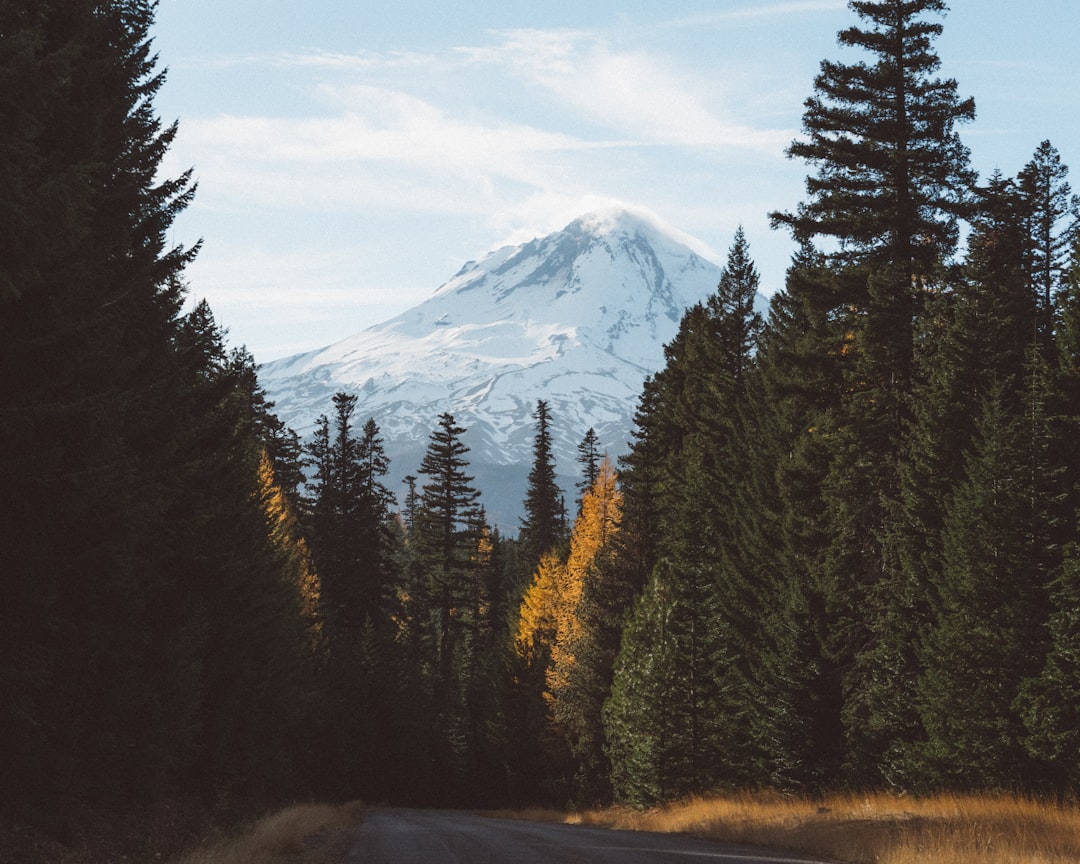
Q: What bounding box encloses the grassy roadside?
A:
[11,791,1072,863]
[505,791,1080,863]
[170,802,364,864]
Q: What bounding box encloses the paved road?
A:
[346,809,833,864]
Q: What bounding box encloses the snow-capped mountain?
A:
[260,208,766,528]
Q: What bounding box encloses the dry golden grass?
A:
[172,801,363,864]
[561,791,1080,863]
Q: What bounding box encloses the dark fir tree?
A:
[416,413,483,657]
[1057,235,1080,497]
[916,379,1051,790]
[402,474,420,535]
[304,394,402,797]
[720,246,847,789]
[168,311,315,803]
[850,172,1037,785]
[1020,230,1080,791]
[0,0,316,801]
[710,225,764,387]
[604,486,727,804]
[1018,140,1079,340]
[307,393,394,630]
[520,400,566,566]
[357,416,398,612]
[604,571,677,807]
[772,0,975,276]
[0,0,206,817]
[413,412,488,793]
[575,427,601,513]
[604,230,771,799]
[771,0,976,449]
[769,0,978,785]
[1022,527,1080,790]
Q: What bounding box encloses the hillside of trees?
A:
[5,0,1080,840]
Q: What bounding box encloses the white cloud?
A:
[464,29,791,152]
[165,23,793,237]
[662,0,848,27]
[170,74,638,221]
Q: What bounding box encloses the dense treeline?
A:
[597,0,1080,803]
[0,0,318,824]
[6,0,1080,835]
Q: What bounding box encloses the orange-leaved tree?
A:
[515,456,621,698]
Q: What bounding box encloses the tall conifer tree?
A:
[1018,140,1079,341]
[413,413,487,790]
[307,394,394,630]
[916,380,1049,789]
[769,0,977,783]
[0,0,205,815]
[575,427,601,514]
[520,400,566,566]
[729,247,847,789]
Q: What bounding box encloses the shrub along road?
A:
[343,809,833,863]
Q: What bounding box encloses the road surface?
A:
[345,809,833,863]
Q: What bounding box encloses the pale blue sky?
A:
[152,1,1080,361]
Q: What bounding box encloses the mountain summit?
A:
[260,208,763,527]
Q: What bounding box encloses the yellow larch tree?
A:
[257,448,324,653]
[514,456,622,702]
[548,456,621,698]
[515,549,564,667]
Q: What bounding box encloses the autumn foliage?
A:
[516,458,621,700]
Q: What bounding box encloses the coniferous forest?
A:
[5,0,1080,840]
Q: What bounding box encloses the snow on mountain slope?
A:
[260,207,765,527]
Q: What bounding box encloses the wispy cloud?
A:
[163,22,800,330]
[461,29,790,152]
[658,0,848,28]
[168,24,790,226]
[173,87,632,222]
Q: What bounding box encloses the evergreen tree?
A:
[769,0,978,785]
[772,0,975,277]
[603,230,772,799]
[304,394,399,797]
[603,485,727,803]
[520,400,566,566]
[1022,534,1080,790]
[413,412,486,792]
[725,248,847,789]
[995,228,1080,792]
[769,0,977,548]
[850,172,1037,785]
[711,225,764,386]
[1056,233,1080,499]
[402,474,420,536]
[307,394,394,630]
[916,380,1050,789]
[416,413,483,667]
[603,570,677,807]
[575,427,601,514]
[182,340,316,802]
[1018,140,1079,340]
[357,416,397,614]
[0,0,207,817]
